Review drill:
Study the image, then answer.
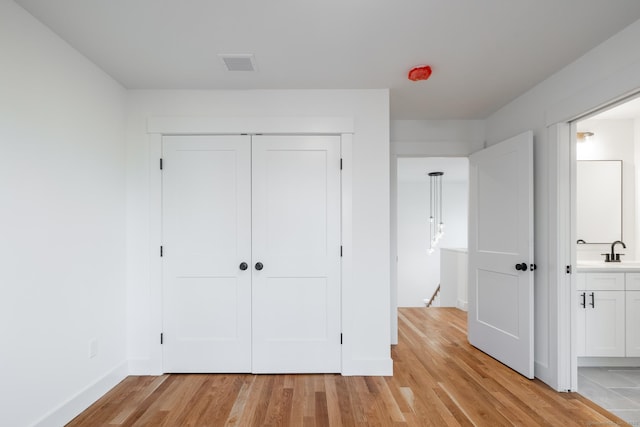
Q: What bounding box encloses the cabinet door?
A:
[626,291,640,356]
[585,291,625,357]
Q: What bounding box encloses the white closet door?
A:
[251,135,341,373]
[162,135,251,372]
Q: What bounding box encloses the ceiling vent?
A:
[218,54,257,72]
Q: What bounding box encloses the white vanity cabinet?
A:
[577,271,640,358]
[625,273,640,356]
[576,272,625,357]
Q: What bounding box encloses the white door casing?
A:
[468,130,535,379]
[576,291,586,356]
[251,135,342,373]
[162,135,252,372]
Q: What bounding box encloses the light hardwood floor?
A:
[67,308,629,426]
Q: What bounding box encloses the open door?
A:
[468,131,534,379]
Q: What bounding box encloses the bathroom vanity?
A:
[576,263,640,366]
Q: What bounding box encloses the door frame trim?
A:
[547,122,575,392]
[148,116,354,135]
[146,116,354,375]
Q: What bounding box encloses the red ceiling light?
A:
[408,65,432,81]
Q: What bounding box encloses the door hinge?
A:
[340,246,343,257]
[160,158,163,170]
[160,246,163,257]
[340,333,343,344]
[160,333,163,344]
[566,265,571,274]
[340,158,343,170]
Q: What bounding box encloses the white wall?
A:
[392,120,485,156]
[576,119,635,261]
[486,18,640,390]
[0,2,127,426]
[636,118,640,252]
[443,182,470,249]
[125,89,392,375]
[397,179,468,307]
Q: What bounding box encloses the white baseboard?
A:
[128,358,163,375]
[457,299,468,311]
[342,358,393,376]
[534,360,565,392]
[33,362,128,427]
[578,357,640,367]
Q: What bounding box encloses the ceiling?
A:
[15,0,640,120]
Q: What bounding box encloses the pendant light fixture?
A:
[428,171,444,254]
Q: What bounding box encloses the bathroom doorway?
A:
[573,97,640,424]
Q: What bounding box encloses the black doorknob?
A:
[515,263,528,271]
[255,262,264,271]
[239,262,248,271]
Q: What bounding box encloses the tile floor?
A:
[579,367,640,425]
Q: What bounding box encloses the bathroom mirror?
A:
[576,160,622,244]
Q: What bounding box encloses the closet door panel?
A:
[162,135,251,372]
[251,135,341,373]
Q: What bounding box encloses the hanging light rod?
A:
[428,171,445,255]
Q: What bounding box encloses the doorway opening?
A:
[571,96,640,423]
[396,157,469,309]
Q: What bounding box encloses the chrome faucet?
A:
[606,240,626,262]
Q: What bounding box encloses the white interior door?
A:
[162,135,251,372]
[468,131,534,379]
[251,135,342,373]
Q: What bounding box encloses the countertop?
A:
[577,261,640,272]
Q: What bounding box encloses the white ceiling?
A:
[15,0,640,120]
[397,157,468,183]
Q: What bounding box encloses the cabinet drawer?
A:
[626,273,640,291]
[584,273,625,291]
[577,273,586,291]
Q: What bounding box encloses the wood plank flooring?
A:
[67,308,630,426]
